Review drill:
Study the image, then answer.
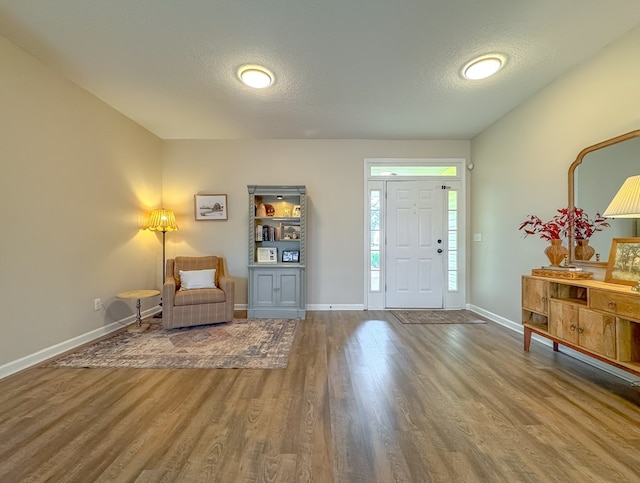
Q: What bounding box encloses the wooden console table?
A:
[522,275,640,377]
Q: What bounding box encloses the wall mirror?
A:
[568,129,640,264]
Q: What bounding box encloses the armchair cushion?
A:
[179,268,216,289]
[174,256,221,288]
[174,287,226,306]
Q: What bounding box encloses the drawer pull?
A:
[577,326,585,334]
[570,324,577,332]
[608,301,617,309]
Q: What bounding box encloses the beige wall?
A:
[470,25,640,324]
[0,37,163,367]
[161,140,470,306]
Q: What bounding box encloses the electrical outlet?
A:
[94,298,101,311]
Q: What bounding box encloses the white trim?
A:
[467,304,640,385]
[365,157,467,172]
[0,307,160,380]
[364,158,467,310]
[5,302,638,386]
[364,181,384,309]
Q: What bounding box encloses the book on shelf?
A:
[255,224,280,241]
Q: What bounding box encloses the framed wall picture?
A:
[195,194,228,220]
[281,224,301,240]
[282,250,300,263]
[605,237,640,286]
[257,247,277,263]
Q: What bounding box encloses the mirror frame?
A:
[568,129,640,265]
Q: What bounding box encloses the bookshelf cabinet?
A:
[522,275,640,376]
[248,185,306,318]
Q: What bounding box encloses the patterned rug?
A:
[46,318,298,369]
[391,310,488,325]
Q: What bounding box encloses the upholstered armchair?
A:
[162,256,235,329]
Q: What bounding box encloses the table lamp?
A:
[603,175,640,218]
[603,175,640,291]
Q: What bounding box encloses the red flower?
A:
[518,210,568,241]
[519,207,610,241]
[570,207,610,240]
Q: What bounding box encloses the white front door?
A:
[386,180,444,308]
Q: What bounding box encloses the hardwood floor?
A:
[1,310,640,482]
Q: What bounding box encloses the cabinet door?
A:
[252,270,277,308]
[578,308,616,358]
[278,270,301,307]
[549,300,579,344]
[522,278,548,314]
[617,319,640,362]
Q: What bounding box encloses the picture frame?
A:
[282,250,300,263]
[195,194,228,220]
[292,205,301,217]
[257,247,278,263]
[605,237,640,286]
[281,223,301,240]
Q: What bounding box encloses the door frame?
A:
[363,158,467,310]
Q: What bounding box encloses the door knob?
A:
[437,239,443,244]
[437,248,443,254]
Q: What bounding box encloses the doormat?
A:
[45,318,298,369]
[391,310,488,325]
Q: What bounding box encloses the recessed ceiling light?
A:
[238,65,273,89]
[463,55,505,80]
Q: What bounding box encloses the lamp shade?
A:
[147,209,179,232]
[603,175,640,218]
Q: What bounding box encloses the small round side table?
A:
[116,289,160,332]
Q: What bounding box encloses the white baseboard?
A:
[0,306,161,380]
[467,303,640,385]
[6,302,639,385]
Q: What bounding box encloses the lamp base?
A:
[128,322,150,333]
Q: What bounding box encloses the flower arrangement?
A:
[518,210,568,240]
[518,207,609,241]
[570,207,610,240]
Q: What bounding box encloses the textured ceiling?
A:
[1,0,639,140]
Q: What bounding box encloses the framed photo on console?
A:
[282,250,299,263]
[605,237,640,286]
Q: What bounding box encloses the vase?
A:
[545,239,568,267]
[574,239,595,261]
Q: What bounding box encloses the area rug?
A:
[46,318,298,369]
[391,310,488,325]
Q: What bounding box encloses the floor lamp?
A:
[147,208,179,315]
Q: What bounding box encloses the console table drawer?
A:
[590,289,640,320]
